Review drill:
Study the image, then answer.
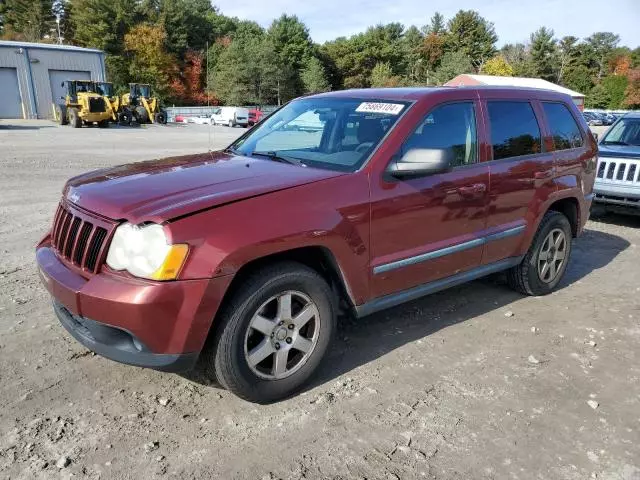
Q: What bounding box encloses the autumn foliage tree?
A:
[124,24,177,99]
[624,69,640,108]
[481,55,514,76]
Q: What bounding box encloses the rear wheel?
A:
[507,211,572,296]
[68,108,81,128]
[154,111,167,124]
[228,120,234,128]
[207,262,336,403]
[55,104,67,125]
[134,106,149,123]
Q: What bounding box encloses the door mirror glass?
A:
[387,148,453,177]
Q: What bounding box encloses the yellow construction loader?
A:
[94,81,120,122]
[53,80,114,128]
[119,83,167,125]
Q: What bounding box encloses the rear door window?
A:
[487,101,542,160]
[542,102,583,150]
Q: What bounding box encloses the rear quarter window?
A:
[488,101,542,160]
[542,102,583,150]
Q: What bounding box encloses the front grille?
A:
[88,97,106,113]
[51,204,110,273]
[596,159,640,184]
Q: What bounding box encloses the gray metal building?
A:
[0,40,106,119]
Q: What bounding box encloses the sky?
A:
[213,0,640,47]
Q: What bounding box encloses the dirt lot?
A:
[0,120,638,480]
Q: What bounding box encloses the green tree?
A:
[423,11,446,35]
[432,51,473,85]
[586,83,611,108]
[301,56,330,93]
[402,25,424,84]
[530,27,558,81]
[0,0,54,41]
[481,55,514,76]
[370,62,401,87]
[124,23,177,100]
[563,64,594,95]
[586,32,620,80]
[600,75,628,109]
[446,10,497,70]
[501,43,536,77]
[556,36,579,84]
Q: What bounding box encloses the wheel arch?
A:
[217,246,357,315]
[546,196,579,237]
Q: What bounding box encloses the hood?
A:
[64,151,345,223]
[598,144,640,160]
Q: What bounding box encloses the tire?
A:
[134,106,149,123]
[208,262,337,403]
[154,111,167,124]
[118,110,132,126]
[228,120,234,128]
[98,120,109,128]
[68,108,81,128]
[507,211,573,296]
[55,104,67,125]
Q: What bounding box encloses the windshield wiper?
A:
[251,151,306,166]
[224,147,241,155]
[602,140,629,146]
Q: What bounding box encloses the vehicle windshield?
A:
[134,85,151,97]
[601,117,640,146]
[231,97,411,172]
[75,81,93,93]
[95,82,113,97]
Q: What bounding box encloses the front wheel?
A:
[507,211,572,296]
[208,262,336,403]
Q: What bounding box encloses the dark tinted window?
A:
[488,102,541,160]
[543,102,583,150]
[402,102,477,167]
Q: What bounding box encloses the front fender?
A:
[168,174,372,305]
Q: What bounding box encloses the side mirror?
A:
[387,148,454,178]
[593,133,599,142]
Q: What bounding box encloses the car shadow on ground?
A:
[183,229,629,398]
[307,228,630,392]
[0,124,57,130]
[590,211,640,228]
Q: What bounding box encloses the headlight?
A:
[106,223,188,281]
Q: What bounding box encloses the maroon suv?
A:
[36,87,597,402]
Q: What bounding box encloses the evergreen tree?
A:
[432,51,473,85]
[301,56,330,93]
[530,27,558,81]
[446,10,497,70]
[0,0,55,41]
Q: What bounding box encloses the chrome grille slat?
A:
[49,203,112,274]
[596,158,640,185]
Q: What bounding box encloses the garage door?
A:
[0,68,23,119]
[49,70,91,105]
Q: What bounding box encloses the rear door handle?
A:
[457,183,487,197]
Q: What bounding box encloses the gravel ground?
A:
[0,120,639,480]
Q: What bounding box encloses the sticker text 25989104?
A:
[355,102,405,116]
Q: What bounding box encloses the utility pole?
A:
[206,42,210,108]
[55,15,63,45]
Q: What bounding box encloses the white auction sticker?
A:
[355,102,405,115]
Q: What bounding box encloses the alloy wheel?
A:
[244,291,320,380]
[537,228,567,283]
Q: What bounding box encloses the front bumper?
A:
[53,301,198,372]
[36,241,232,370]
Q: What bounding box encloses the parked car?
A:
[36,87,596,403]
[583,112,603,126]
[191,115,213,125]
[211,106,249,127]
[593,112,640,214]
[248,109,264,126]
